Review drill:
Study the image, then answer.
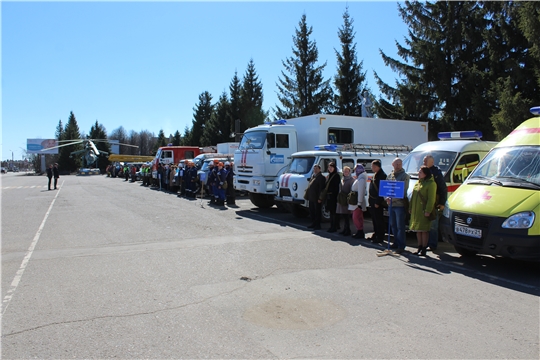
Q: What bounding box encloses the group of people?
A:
[45,163,60,190]
[304,155,447,255]
[110,160,237,206]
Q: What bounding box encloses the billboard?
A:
[27,139,59,154]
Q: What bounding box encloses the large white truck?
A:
[233,114,428,208]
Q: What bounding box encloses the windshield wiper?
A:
[467,175,503,186]
[496,176,540,189]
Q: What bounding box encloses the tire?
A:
[454,245,478,257]
[320,204,331,223]
[248,193,275,208]
[291,204,309,218]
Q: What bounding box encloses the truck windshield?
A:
[287,157,316,175]
[239,131,266,150]
[403,150,458,178]
[468,146,540,188]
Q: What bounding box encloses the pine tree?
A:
[88,120,111,172]
[58,111,82,172]
[190,91,214,146]
[334,7,366,116]
[227,71,242,138]
[202,91,232,146]
[375,1,492,139]
[172,130,181,146]
[275,14,334,119]
[180,126,192,146]
[153,129,167,153]
[240,59,266,130]
[55,120,63,140]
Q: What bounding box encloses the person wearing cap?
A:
[224,161,235,205]
[367,159,387,243]
[216,162,227,206]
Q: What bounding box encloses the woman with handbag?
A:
[336,166,354,236]
[324,162,341,233]
[409,165,437,256]
[351,164,368,239]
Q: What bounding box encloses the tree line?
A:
[46,2,539,173]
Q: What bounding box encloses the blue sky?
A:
[2,1,409,161]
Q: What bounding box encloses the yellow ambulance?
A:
[440,107,540,260]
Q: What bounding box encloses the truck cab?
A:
[152,146,202,179]
[234,121,297,208]
[440,108,540,260]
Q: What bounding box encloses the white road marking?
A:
[2,181,63,316]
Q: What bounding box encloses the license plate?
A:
[455,224,482,238]
[240,185,246,189]
[283,196,293,202]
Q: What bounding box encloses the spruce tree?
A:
[172,130,181,146]
[202,91,231,146]
[190,91,214,146]
[228,72,242,138]
[334,7,366,116]
[240,59,266,130]
[55,120,63,140]
[180,126,192,146]
[153,129,167,153]
[275,14,334,119]
[57,111,82,172]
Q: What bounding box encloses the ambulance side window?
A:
[342,159,354,171]
[453,154,480,183]
[328,128,353,144]
[319,158,338,173]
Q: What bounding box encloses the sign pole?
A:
[376,180,404,258]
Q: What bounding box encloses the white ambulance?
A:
[275,144,411,219]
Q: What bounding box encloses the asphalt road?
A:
[1,172,539,359]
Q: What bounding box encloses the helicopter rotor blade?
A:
[41,140,84,152]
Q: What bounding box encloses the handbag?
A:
[319,173,337,203]
[347,191,358,205]
[337,192,348,206]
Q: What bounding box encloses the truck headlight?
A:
[292,182,298,191]
[502,211,535,229]
[253,180,261,186]
[442,201,450,218]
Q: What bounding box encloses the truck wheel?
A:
[248,193,275,208]
[321,204,331,223]
[291,204,309,218]
[454,246,478,257]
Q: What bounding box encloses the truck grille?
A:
[279,188,292,197]
[237,165,253,175]
[453,212,492,250]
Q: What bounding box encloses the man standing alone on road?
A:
[46,164,53,190]
[306,164,326,230]
[423,155,447,251]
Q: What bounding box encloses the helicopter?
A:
[41,139,138,168]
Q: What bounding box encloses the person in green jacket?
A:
[409,165,437,256]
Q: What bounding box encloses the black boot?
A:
[414,246,423,255]
[352,230,365,239]
[420,247,427,256]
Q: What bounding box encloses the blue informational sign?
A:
[270,154,285,164]
[199,172,207,182]
[379,180,405,199]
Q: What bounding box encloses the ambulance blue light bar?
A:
[264,119,287,125]
[314,144,338,151]
[438,131,483,140]
[531,107,540,116]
